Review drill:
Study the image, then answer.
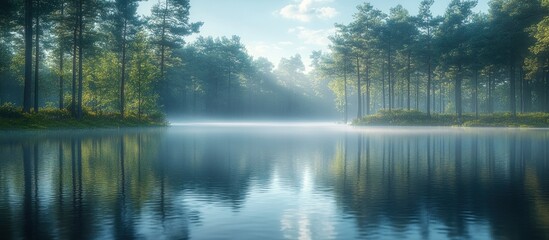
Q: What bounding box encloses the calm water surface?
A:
[1,124,549,239]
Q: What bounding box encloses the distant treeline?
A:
[0,0,337,119]
[164,37,336,118]
[312,0,549,123]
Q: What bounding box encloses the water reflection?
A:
[0,127,548,239]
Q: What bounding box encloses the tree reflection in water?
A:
[0,127,548,239]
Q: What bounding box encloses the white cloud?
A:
[278,0,338,22]
[288,27,335,46]
[317,7,338,19]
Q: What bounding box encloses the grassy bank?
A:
[353,109,549,128]
[0,105,167,130]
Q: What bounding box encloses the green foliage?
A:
[525,0,549,77]
[0,102,22,118]
[0,107,167,130]
[313,0,549,119]
[462,112,549,127]
[354,109,446,126]
[83,50,119,112]
[127,31,159,118]
[354,110,549,128]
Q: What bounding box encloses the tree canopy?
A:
[1,0,548,122]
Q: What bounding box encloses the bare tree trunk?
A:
[407,50,411,110]
[415,73,419,110]
[120,19,127,118]
[509,63,516,117]
[71,3,77,117]
[59,50,64,110]
[440,82,443,113]
[159,0,168,81]
[456,65,463,124]
[474,70,479,118]
[192,82,197,114]
[34,0,40,113]
[488,71,493,113]
[382,62,386,109]
[387,47,393,110]
[356,56,362,119]
[59,3,65,110]
[427,55,431,116]
[365,62,370,115]
[23,0,33,113]
[77,0,83,119]
[228,66,232,113]
[523,70,532,112]
[343,58,348,123]
[426,25,432,116]
[432,80,436,113]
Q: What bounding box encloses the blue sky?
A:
[138,0,490,71]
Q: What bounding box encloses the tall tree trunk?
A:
[488,71,493,113]
[520,67,524,113]
[343,58,348,123]
[120,19,127,118]
[365,62,370,115]
[382,62,386,109]
[362,95,366,116]
[509,63,516,116]
[59,49,64,110]
[440,82,443,113]
[523,70,532,112]
[415,73,419,110]
[426,54,431,116]
[520,65,530,113]
[77,0,83,119]
[192,81,197,114]
[432,80,436,113]
[137,58,143,119]
[400,79,404,108]
[228,67,232,113]
[407,50,411,110]
[474,70,479,118]
[59,3,64,110]
[159,0,168,81]
[426,26,432,116]
[456,65,463,124]
[356,56,362,119]
[23,0,33,113]
[34,0,40,113]
[71,3,77,117]
[387,48,392,110]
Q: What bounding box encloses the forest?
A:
[314,0,549,123]
[0,0,548,125]
[0,0,335,123]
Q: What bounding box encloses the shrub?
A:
[0,102,23,118]
[355,109,442,126]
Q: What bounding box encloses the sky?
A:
[138,0,490,71]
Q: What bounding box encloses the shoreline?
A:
[0,110,167,131]
[352,110,549,128]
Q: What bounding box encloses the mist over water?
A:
[1,125,548,239]
[169,120,343,128]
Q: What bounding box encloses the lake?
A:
[1,124,549,239]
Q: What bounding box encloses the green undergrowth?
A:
[353,109,549,128]
[0,103,167,130]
